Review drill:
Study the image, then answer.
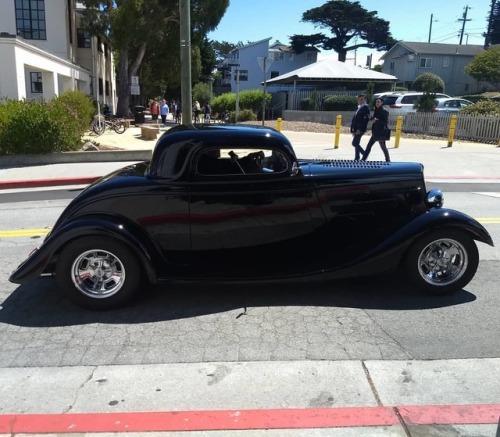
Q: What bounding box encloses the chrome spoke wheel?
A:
[417,238,468,286]
[71,249,125,299]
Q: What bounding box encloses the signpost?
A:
[257,57,273,126]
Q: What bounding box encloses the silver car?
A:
[433,97,473,113]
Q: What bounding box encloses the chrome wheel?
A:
[71,249,125,298]
[416,238,467,286]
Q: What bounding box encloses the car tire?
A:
[55,237,142,310]
[405,229,479,295]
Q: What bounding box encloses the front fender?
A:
[9,216,162,284]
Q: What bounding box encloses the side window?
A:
[196,148,289,176]
[401,95,418,104]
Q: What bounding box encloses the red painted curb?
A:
[0,176,99,190]
[0,404,498,434]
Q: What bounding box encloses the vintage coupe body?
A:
[10,125,493,309]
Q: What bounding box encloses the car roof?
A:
[150,124,296,179]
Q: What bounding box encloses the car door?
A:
[188,146,323,279]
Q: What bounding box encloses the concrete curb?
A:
[0,150,152,167]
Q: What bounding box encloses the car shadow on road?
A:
[0,272,477,328]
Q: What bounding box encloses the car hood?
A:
[299,159,424,181]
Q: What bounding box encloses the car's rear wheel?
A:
[56,237,141,310]
[405,229,479,295]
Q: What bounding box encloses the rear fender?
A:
[10,216,163,284]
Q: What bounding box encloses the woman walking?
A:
[362,98,391,162]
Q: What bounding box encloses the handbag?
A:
[383,127,391,141]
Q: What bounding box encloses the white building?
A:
[0,0,116,109]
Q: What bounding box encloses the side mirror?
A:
[291,162,299,176]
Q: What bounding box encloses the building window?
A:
[442,56,450,68]
[270,71,279,79]
[419,57,432,68]
[105,80,110,96]
[30,72,43,93]
[389,61,395,70]
[98,78,103,95]
[77,28,91,48]
[234,70,248,81]
[15,0,46,40]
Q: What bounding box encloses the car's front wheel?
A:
[405,229,479,295]
[56,237,142,309]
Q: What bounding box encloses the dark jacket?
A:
[350,104,370,133]
[370,106,389,140]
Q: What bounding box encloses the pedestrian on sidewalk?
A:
[160,99,169,126]
[150,99,159,122]
[350,94,370,160]
[362,98,391,162]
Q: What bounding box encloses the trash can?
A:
[133,106,145,124]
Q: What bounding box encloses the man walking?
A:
[350,94,370,160]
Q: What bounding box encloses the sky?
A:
[207,0,492,66]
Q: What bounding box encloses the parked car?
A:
[433,97,473,113]
[383,92,451,113]
[9,125,493,309]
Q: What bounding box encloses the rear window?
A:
[401,95,419,104]
[383,96,399,105]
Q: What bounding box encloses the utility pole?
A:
[179,0,193,127]
[428,14,438,43]
[458,5,472,45]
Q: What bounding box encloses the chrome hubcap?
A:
[71,249,125,298]
[417,238,468,286]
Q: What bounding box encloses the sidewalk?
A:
[0,359,499,436]
[0,125,499,189]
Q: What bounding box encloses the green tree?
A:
[82,0,229,116]
[465,46,500,89]
[290,0,396,62]
[211,40,242,62]
[412,73,445,93]
[485,0,500,47]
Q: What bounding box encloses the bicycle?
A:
[91,114,127,135]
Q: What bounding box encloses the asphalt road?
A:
[0,187,499,368]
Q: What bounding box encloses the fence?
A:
[283,110,500,143]
[289,90,363,111]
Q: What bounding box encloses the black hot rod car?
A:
[10,125,493,309]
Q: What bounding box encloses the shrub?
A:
[323,95,358,111]
[193,82,211,106]
[237,109,257,122]
[211,92,236,113]
[211,90,271,117]
[300,98,311,110]
[0,91,95,155]
[412,73,445,93]
[414,93,438,112]
[461,100,500,116]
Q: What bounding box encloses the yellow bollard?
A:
[447,114,457,147]
[394,116,403,148]
[276,117,282,132]
[334,114,342,149]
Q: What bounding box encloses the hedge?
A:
[0,90,95,155]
